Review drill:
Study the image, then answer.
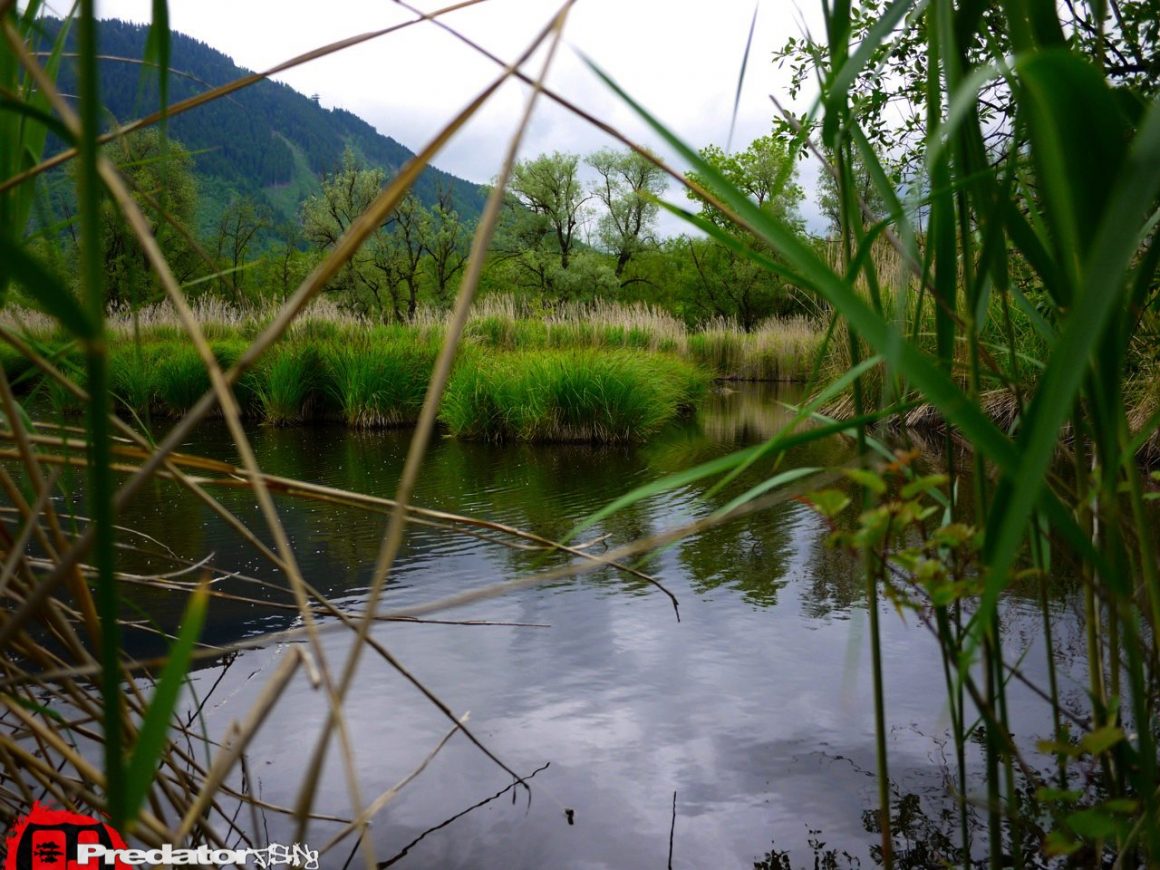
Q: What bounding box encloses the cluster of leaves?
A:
[805,455,1158,863]
[772,0,1160,181]
[806,451,981,612]
[666,135,810,327]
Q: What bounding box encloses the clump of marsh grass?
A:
[0,340,38,388]
[149,340,251,415]
[151,344,210,414]
[109,343,159,416]
[256,342,324,425]
[322,335,437,428]
[440,350,707,442]
[1127,358,1160,465]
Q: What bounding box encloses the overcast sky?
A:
[84,0,828,232]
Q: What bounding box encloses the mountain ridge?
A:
[38,17,488,229]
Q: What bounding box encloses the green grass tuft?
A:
[256,342,323,425]
[322,335,437,427]
[440,349,708,442]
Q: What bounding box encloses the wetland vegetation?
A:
[2,0,1159,867]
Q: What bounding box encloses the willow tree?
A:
[97,129,200,307]
[508,151,589,271]
[588,148,667,280]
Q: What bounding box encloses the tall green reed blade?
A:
[142,0,170,130]
[0,3,72,305]
[565,404,899,544]
[973,56,1160,656]
[726,4,758,154]
[122,581,208,827]
[75,0,126,826]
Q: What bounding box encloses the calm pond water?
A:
[111,384,1089,868]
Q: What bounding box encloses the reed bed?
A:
[2,298,825,385]
[322,332,439,428]
[687,316,824,381]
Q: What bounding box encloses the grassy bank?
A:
[2,316,709,442]
[0,297,817,442]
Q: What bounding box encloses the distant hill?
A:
[37,17,487,231]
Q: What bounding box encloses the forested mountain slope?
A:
[37,17,487,226]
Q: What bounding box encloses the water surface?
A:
[114,384,1085,868]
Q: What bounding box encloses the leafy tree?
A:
[689,135,804,230]
[587,148,667,280]
[817,149,888,236]
[98,128,201,307]
[679,134,808,327]
[301,146,389,314]
[372,193,427,322]
[682,237,798,329]
[422,187,471,308]
[772,0,1160,178]
[301,148,470,319]
[508,151,589,271]
[213,195,272,303]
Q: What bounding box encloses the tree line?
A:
[61,128,835,330]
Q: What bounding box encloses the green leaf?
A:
[931,522,977,549]
[1037,738,1080,757]
[844,467,887,495]
[0,96,75,144]
[1104,799,1140,815]
[806,489,852,518]
[900,473,948,500]
[1079,725,1125,756]
[10,695,66,723]
[564,444,762,544]
[1066,807,1120,840]
[712,466,821,520]
[1018,50,1130,284]
[1043,830,1081,856]
[1036,787,1082,804]
[567,409,895,543]
[123,582,208,825]
[853,505,893,547]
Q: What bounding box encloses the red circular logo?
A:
[4,803,130,870]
